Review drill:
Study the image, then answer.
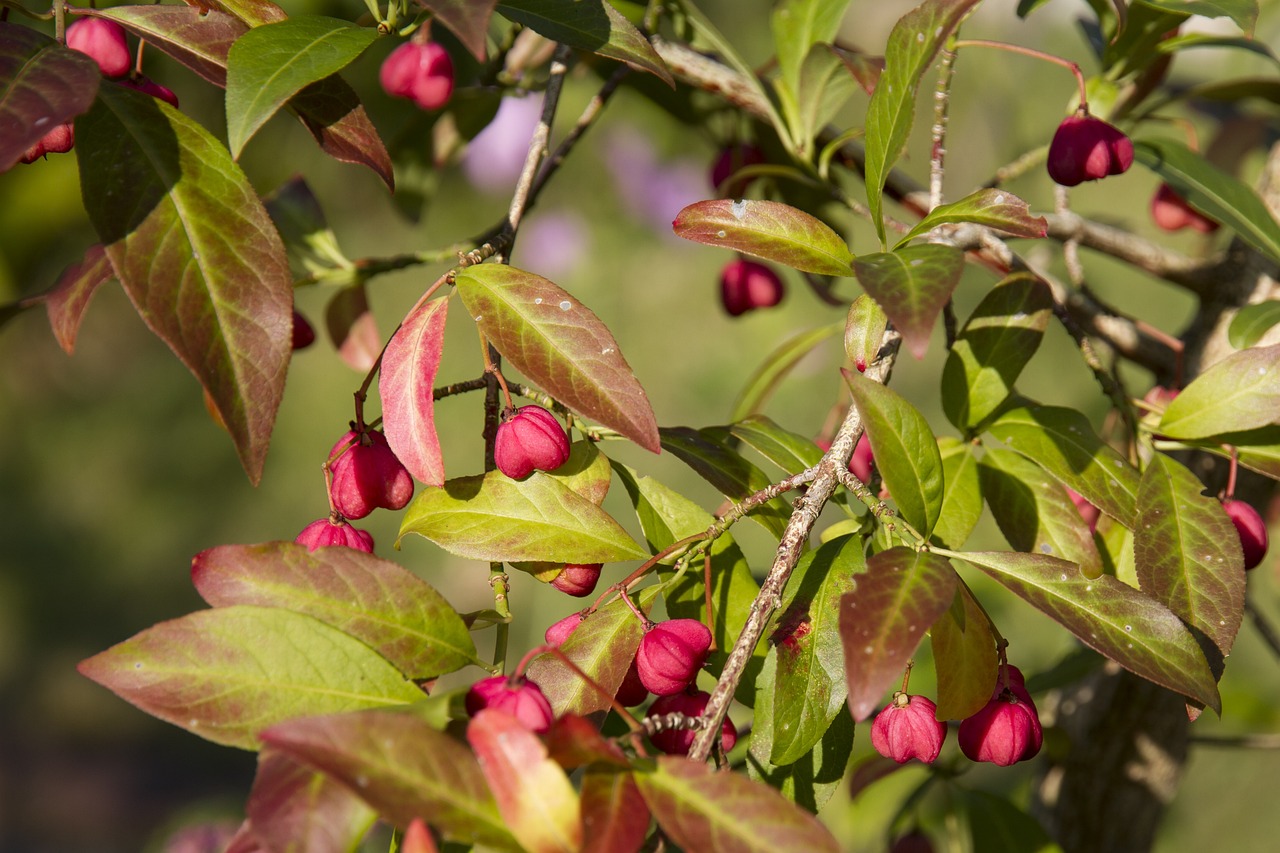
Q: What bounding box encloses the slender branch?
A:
[433,377,487,401]
[528,65,630,205]
[1246,600,1280,662]
[713,469,816,531]
[1044,211,1220,295]
[930,46,957,209]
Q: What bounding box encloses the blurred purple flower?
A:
[517,212,589,279]
[463,94,544,193]
[603,127,707,238]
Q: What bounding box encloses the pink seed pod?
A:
[550,563,603,597]
[890,829,936,853]
[291,310,316,350]
[328,429,415,520]
[1151,183,1218,234]
[1222,498,1268,571]
[614,657,649,707]
[1065,486,1101,533]
[849,433,875,484]
[294,517,375,553]
[465,675,554,733]
[709,142,765,196]
[19,123,75,163]
[720,258,784,317]
[67,18,132,78]
[958,674,1043,766]
[1047,114,1133,187]
[544,613,582,646]
[635,619,713,696]
[646,689,737,755]
[494,406,571,479]
[120,75,180,108]
[870,693,947,764]
[380,41,454,111]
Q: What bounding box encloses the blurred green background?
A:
[2,1,1279,850]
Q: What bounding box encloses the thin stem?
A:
[953,39,1088,110]
[930,46,958,210]
[433,377,488,401]
[584,533,708,616]
[1225,447,1240,499]
[478,330,515,410]
[490,569,511,671]
[1246,600,1280,661]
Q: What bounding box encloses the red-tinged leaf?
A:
[853,244,964,359]
[987,403,1141,527]
[525,590,652,716]
[77,605,426,750]
[497,0,672,86]
[979,448,1104,579]
[262,709,519,850]
[1134,454,1245,671]
[44,243,113,355]
[380,297,449,487]
[77,84,291,484]
[896,188,1047,247]
[191,542,481,679]
[929,580,998,720]
[418,0,498,59]
[399,471,646,563]
[455,264,659,452]
[635,756,840,853]
[831,45,885,94]
[326,283,381,373]
[402,819,439,853]
[953,550,1222,712]
[660,427,791,537]
[841,547,957,721]
[672,199,853,276]
[543,713,629,769]
[0,22,100,172]
[223,822,268,853]
[467,710,582,853]
[243,748,376,853]
[844,368,945,537]
[864,0,981,246]
[97,6,246,87]
[292,76,395,190]
[192,0,288,27]
[581,768,649,853]
[1158,343,1280,440]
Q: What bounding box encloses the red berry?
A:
[615,658,649,707]
[550,563,603,597]
[67,18,132,78]
[380,41,454,111]
[465,676,554,733]
[1047,114,1133,187]
[294,517,375,553]
[646,689,737,755]
[328,429,415,520]
[635,619,712,696]
[870,693,947,764]
[720,258,784,317]
[1065,486,1100,532]
[544,613,582,646]
[1222,498,1268,570]
[494,406,571,479]
[958,677,1043,766]
[1151,183,1218,234]
[709,143,765,196]
[291,310,316,350]
[850,433,874,483]
[120,75,180,108]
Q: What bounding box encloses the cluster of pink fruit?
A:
[22,18,177,164]
[379,39,454,111]
[872,664,1042,768]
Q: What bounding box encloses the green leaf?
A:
[43,243,114,355]
[942,273,1053,433]
[399,471,646,562]
[1136,0,1258,34]
[1158,344,1280,439]
[672,199,853,276]
[263,176,351,275]
[1133,137,1280,264]
[769,535,862,764]
[261,708,519,850]
[853,244,965,359]
[467,710,582,853]
[77,605,425,750]
[97,6,246,87]
[380,296,449,487]
[864,0,981,246]
[243,749,377,853]
[933,438,983,549]
[844,369,945,536]
[636,757,841,853]
[987,403,1141,527]
[772,0,850,105]
[546,440,612,506]
[190,542,481,679]
[659,427,791,537]
[77,84,292,485]
[748,653,854,813]
[733,322,843,420]
[525,590,652,716]
[0,22,100,172]
[497,0,672,86]
[1228,300,1280,349]
[200,0,287,28]
[896,189,1047,248]
[1134,454,1245,671]
[929,580,998,720]
[952,550,1221,712]
[226,16,377,157]
[844,294,889,373]
[841,547,957,720]
[959,788,1057,853]
[1177,425,1280,481]
[1157,31,1278,64]
[455,264,660,453]
[979,448,1104,579]
[420,0,499,59]
[791,43,861,150]
[726,415,824,476]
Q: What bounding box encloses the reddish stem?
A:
[953,39,1089,112]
